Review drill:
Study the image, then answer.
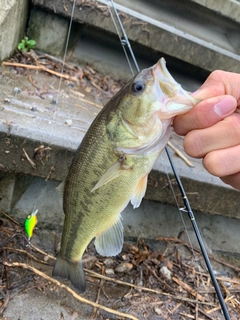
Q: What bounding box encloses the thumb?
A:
[173,95,237,135]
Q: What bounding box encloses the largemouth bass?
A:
[53,58,198,293]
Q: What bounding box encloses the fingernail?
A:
[214,97,236,116]
[191,89,200,97]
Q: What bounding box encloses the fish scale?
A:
[52,58,198,293]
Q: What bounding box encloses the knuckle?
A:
[210,70,226,80]
[203,152,228,177]
[224,114,240,142]
[184,132,204,158]
[195,107,213,128]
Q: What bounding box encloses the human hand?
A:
[173,70,240,190]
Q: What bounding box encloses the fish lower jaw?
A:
[158,103,193,119]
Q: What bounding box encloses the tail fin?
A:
[52,256,86,293]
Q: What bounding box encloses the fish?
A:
[52,58,198,293]
[24,209,38,241]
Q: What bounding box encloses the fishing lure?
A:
[24,209,38,241]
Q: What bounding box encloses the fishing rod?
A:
[106,1,231,319]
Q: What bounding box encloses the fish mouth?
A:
[152,58,199,117]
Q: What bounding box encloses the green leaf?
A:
[18,36,36,52]
[18,43,25,50]
[28,40,36,46]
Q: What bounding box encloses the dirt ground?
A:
[1,211,240,320]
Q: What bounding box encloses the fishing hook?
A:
[106,0,231,319]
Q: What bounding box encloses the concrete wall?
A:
[0,0,28,61]
[28,8,70,58]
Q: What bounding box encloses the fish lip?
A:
[152,57,199,116]
[154,58,199,105]
[153,57,176,84]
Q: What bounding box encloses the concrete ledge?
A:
[0,172,34,212]
[29,8,70,58]
[32,0,240,72]
[0,0,28,61]
[190,0,240,24]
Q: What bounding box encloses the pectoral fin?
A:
[91,161,130,192]
[95,215,124,257]
[130,174,148,209]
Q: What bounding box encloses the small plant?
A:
[18,37,36,52]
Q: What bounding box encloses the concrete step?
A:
[31,0,240,73]
[0,64,239,220]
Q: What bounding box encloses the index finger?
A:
[193,70,240,101]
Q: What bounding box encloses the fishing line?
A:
[55,0,77,105]
[28,0,78,225]
[106,0,140,75]
[106,1,231,319]
[163,166,196,257]
[107,4,135,76]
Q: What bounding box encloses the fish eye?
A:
[131,80,145,94]
[27,215,31,219]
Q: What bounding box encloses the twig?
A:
[0,233,28,248]
[70,91,103,109]
[92,265,105,319]
[14,241,216,307]
[69,88,85,98]
[157,236,240,272]
[3,261,139,320]
[195,276,199,320]
[187,301,215,320]
[4,247,50,265]
[0,290,10,316]
[90,80,109,96]
[219,279,230,297]
[45,166,55,181]
[29,243,56,260]
[1,211,20,225]
[143,262,175,294]
[172,277,205,302]
[167,141,194,167]
[28,74,41,90]
[23,148,36,170]
[85,269,215,306]
[206,295,234,314]
[2,62,79,82]
[169,302,182,314]
[3,249,10,290]
[178,313,204,320]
